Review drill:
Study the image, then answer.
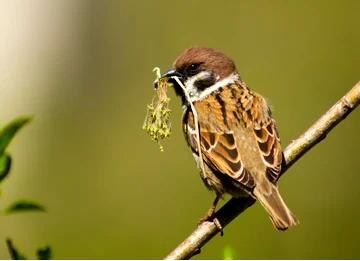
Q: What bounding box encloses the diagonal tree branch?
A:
[165,81,360,260]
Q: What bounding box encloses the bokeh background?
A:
[0,0,359,259]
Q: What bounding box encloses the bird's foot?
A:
[198,212,224,236]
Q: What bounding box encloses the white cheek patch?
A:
[184,72,239,102]
[184,71,211,97]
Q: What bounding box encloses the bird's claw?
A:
[198,214,224,236]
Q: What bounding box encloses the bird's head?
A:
[161,47,240,103]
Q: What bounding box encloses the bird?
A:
[161,47,299,231]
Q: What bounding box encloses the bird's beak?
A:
[160,69,183,79]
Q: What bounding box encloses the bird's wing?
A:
[253,119,283,183]
[184,84,282,189]
[243,93,283,184]
[201,94,282,186]
[197,88,283,186]
[199,131,256,190]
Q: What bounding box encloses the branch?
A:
[165,81,360,260]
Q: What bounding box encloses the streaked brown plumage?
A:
[163,47,298,230]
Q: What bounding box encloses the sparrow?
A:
[161,47,298,231]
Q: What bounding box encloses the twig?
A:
[165,81,360,260]
[172,76,206,177]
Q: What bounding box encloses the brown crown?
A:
[173,47,236,80]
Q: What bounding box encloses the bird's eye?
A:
[186,63,200,76]
[189,64,199,71]
[183,63,201,77]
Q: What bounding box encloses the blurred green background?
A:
[0,0,359,259]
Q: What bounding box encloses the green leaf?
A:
[223,246,236,260]
[0,117,32,155]
[37,246,52,260]
[6,238,27,260]
[6,200,46,214]
[0,154,11,183]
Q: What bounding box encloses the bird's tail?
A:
[253,181,299,231]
